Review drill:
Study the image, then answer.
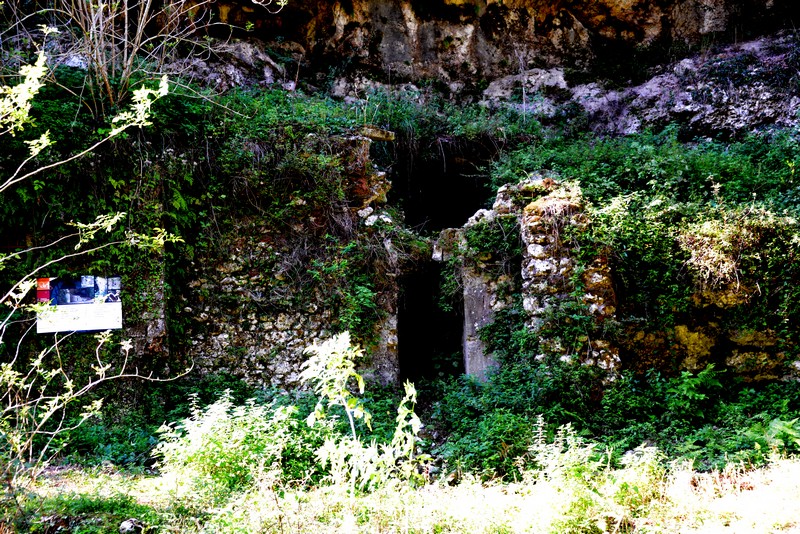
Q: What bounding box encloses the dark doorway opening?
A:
[398,262,463,383]
[390,137,494,232]
[393,138,496,382]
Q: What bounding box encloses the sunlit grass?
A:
[659,457,800,532]
[20,454,800,533]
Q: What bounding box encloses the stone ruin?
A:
[435,177,621,380]
[436,176,793,382]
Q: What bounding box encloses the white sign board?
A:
[36,301,123,333]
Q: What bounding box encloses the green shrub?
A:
[153,390,331,503]
[432,360,603,478]
[432,350,800,472]
[63,422,158,467]
[302,333,428,491]
[665,365,723,422]
[440,409,533,479]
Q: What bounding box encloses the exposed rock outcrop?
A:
[168,2,800,137]
[164,40,289,91]
[213,0,799,87]
[481,31,800,135]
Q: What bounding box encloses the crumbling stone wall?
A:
[440,177,792,381]
[436,177,620,378]
[519,181,620,371]
[180,133,402,388]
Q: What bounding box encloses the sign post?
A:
[35,276,123,333]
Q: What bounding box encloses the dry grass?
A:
[656,458,800,532]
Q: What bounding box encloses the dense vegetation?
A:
[438,125,800,475]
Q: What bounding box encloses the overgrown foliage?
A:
[417,122,800,478]
[0,46,180,515]
[3,18,800,530]
[17,417,800,533]
[149,331,426,531]
[433,346,800,476]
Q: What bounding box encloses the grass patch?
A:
[15,440,800,533]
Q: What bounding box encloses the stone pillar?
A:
[461,263,499,379]
[519,181,620,371]
[126,253,169,360]
[435,226,500,380]
[520,186,582,329]
[369,313,399,384]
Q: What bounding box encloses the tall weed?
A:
[303,333,428,491]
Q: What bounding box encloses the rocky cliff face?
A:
[218,0,799,86]
[185,1,800,137]
[480,30,800,136]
